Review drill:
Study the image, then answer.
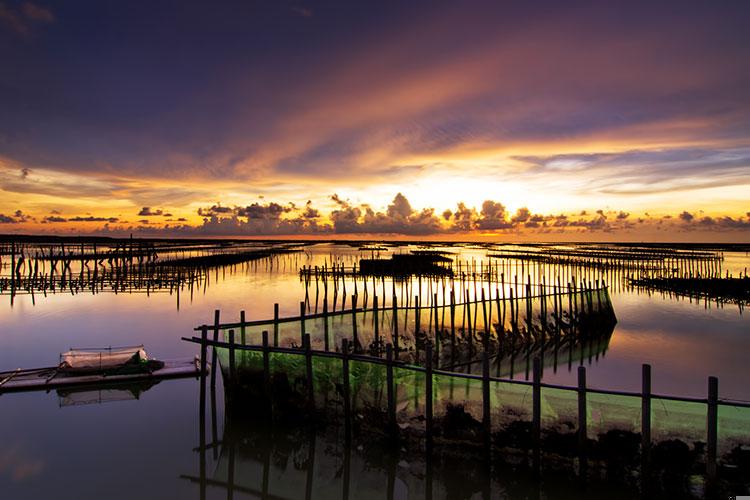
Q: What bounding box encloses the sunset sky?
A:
[1,0,749,240]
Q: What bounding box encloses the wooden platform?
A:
[0,357,207,394]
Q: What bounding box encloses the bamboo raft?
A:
[0,357,207,394]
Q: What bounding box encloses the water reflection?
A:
[185,390,645,500]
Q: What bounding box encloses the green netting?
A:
[587,392,641,439]
[349,360,388,415]
[490,380,532,449]
[311,355,343,412]
[718,404,750,456]
[652,398,706,446]
[433,374,484,443]
[393,366,425,432]
[210,286,616,362]
[541,386,578,433]
[216,345,749,464]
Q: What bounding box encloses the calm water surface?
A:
[1,242,747,499]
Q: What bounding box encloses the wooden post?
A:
[392,295,399,360]
[299,300,306,344]
[211,310,220,389]
[351,294,358,348]
[426,342,433,447]
[228,329,236,386]
[323,295,330,351]
[481,288,488,338]
[433,292,441,360]
[342,339,351,443]
[240,310,246,345]
[450,289,456,345]
[578,366,587,461]
[482,350,491,449]
[641,364,651,457]
[533,357,541,471]
[415,295,421,334]
[706,376,718,482]
[273,303,280,347]
[386,344,396,439]
[374,295,379,344]
[304,333,314,413]
[262,330,271,414]
[199,326,208,421]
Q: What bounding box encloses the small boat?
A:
[0,345,208,394]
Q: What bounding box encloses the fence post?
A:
[533,357,541,471]
[304,333,314,413]
[386,344,397,440]
[706,376,718,482]
[641,364,651,458]
[323,294,330,351]
[211,310,220,389]
[392,295,399,359]
[342,339,351,443]
[351,294,358,348]
[578,366,587,465]
[300,301,306,344]
[415,295,421,334]
[450,289,456,346]
[433,292,439,339]
[374,295,379,345]
[426,342,433,449]
[240,310,246,345]
[481,288,488,338]
[228,329,236,387]
[199,325,208,416]
[262,330,271,416]
[482,350,491,449]
[273,303,279,347]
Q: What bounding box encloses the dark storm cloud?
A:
[678,213,750,230]
[236,202,291,220]
[679,211,695,222]
[0,210,34,223]
[351,193,443,235]
[69,216,119,223]
[137,207,163,216]
[42,215,67,223]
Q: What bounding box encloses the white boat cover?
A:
[59,346,148,373]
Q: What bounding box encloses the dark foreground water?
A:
[0,242,748,499]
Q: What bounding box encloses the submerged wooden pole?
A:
[482,350,491,449]
[532,357,541,473]
[342,338,351,443]
[240,310,246,345]
[199,325,208,426]
[351,294,358,348]
[578,366,587,466]
[304,333,314,413]
[228,329,236,391]
[374,295,379,344]
[450,289,456,345]
[273,303,280,347]
[210,310,220,389]
[641,364,651,459]
[392,295,399,359]
[386,344,397,439]
[426,342,434,448]
[706,376,718,482]
[262,330,271,415]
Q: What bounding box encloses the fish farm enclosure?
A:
[1,237,749,499]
